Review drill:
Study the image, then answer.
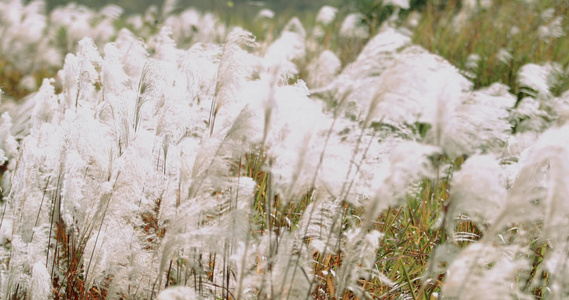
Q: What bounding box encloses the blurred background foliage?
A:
[23,0,569,98]
[44,0,340,15]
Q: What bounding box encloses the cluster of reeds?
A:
[0,0,567,299]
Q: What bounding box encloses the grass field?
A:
[0,0,568,299]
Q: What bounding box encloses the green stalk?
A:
[401,260,417,300]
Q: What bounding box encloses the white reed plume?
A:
[209,28,257,135]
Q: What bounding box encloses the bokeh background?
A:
[45,0,340,14]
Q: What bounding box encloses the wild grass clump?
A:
[0,0,568,299]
